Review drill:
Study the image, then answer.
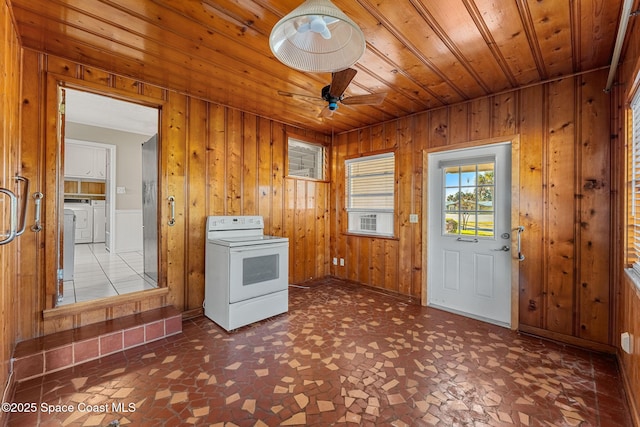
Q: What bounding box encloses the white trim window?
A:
[345,152,395,236]
[630,90,640,276]
[288,138,325,180]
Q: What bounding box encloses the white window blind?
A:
[631,90,640,274]
[288,138,324,180]
[345,152,395,236]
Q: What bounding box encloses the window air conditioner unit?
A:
[360,214,377,232]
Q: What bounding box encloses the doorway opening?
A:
[58,88,160,306]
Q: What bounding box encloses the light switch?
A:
[409,214,418,223]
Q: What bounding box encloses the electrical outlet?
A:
[116,186,126,194]
[332,257,337,266]
[340,258,344,266]
[622,332,633,354]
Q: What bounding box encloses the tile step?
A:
[12,306,182,382]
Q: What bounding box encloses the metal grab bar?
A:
[15,176,29,236]
[515,226,525,261]
[31,192,43,232]
[0,188,18,245]
[168,196,176,226]
[457,237,478,243]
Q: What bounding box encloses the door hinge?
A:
[57,269,64,280]
[59,102,65,115]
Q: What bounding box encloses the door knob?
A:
[493,245,510,252]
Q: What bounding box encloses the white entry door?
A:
[427,143,512,327]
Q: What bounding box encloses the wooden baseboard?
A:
[42,287,169,320]
[182,307,203,320]
[518,325,616,354]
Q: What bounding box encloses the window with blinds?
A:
[288,138,325,180]
[630,90,640,274]
[345,152,395,236]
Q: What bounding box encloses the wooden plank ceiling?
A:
[9,0,622,134]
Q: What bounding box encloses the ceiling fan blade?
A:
[328,68,357,98]
[318,106,334,118]
[277,90,320,102]
[341,92,387,106]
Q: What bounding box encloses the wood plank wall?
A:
[0,0,22,418]
[16,49,330,338]
[613,14,640,426]
[330,68,613,348]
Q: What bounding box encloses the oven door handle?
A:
[230,243,289,252]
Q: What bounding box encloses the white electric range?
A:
[204,215,289,331]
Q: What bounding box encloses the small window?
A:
[345,152,395,236]
[288,138,325,180]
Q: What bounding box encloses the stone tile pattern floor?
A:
[7,279,632,426]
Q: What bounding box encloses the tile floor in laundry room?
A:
[59,243,157,305]
[7,278,633,426]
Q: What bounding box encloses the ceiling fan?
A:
[278,68,387,118]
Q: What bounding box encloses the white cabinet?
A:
[64,143,94,178]
[93,148,106,179]
[65,141,106,180]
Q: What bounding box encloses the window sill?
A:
[284,176,329,184]
[342,232,399,241]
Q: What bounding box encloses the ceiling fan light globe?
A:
[269,0,365,73]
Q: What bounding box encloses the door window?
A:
[443,160,495,238]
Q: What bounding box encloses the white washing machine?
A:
[63,199,93,243]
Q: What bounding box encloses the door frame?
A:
[421,135,521,330]
[42,73,165,311]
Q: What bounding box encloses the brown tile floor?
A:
[7,278,633,426]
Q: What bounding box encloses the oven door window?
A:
[243,254,279,286]
[228,243,288,303]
